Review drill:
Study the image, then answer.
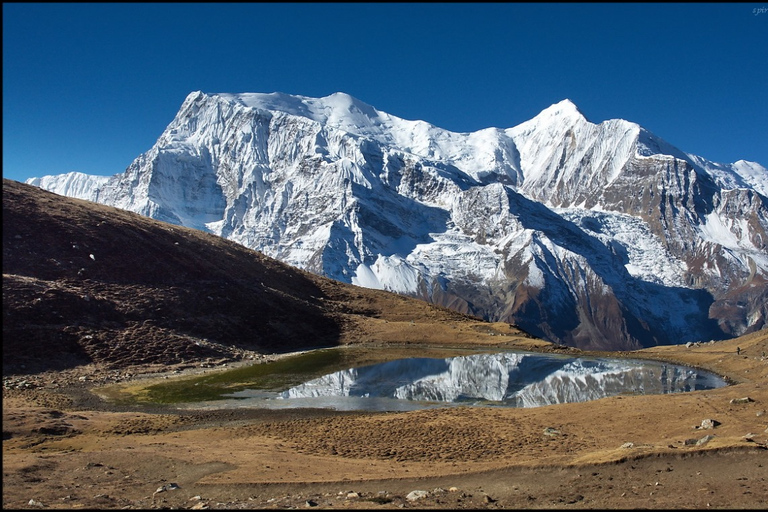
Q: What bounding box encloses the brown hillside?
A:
[2,178,532,375]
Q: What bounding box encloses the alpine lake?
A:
[100,345,728,412]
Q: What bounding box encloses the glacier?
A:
[25,91,768,350]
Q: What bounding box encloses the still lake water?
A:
[184,350,727,412]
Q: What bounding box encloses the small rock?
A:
[543,427,562,436]
[154,483,180,495]
[406,490,429,501]
[730,397,754,404]
[448,487,460,492]
[346,492,359,499]
[699,419,720,430]
[696,435,716,446]
[28,499,44,508]
[621,442,634,449]
[305,499,318,507]
[686,342,694,348]
[483,495,496,504]
[190,502,208,510]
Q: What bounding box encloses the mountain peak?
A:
[556,98,579,109]
[539,99,587,121]
[320,91,380,118]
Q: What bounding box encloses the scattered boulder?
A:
[620,442,634,449]
[684,434,716,446]
[730,397,754,404]
[543,427,562,437]
[406,490,430,501]
[698,419,721,430]
[154,483,180,495]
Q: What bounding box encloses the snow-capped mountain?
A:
[27,91,768,350]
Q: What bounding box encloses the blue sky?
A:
[3,3,767,183]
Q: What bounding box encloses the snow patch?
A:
[351,263,384,290]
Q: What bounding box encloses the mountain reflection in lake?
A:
[221,352,726,412]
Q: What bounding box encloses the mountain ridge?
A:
[25,91,768,350]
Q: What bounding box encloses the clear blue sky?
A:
[3,3,767,183]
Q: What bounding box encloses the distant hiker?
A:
[736,347,741,355]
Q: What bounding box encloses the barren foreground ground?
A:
[3,331,767,510]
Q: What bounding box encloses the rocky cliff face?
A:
[27,91,768,350]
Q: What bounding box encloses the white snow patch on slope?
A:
[352,263,385,290]
[686,155,768,197]
[525,250,546,288]
[698,212,768,271]
[25,172,110,201]
[556,208,689,287]
[731,160,768,196]
[699,212,743,249]
[366,255,423,294]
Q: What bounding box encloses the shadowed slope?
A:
[4,179,520,374]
